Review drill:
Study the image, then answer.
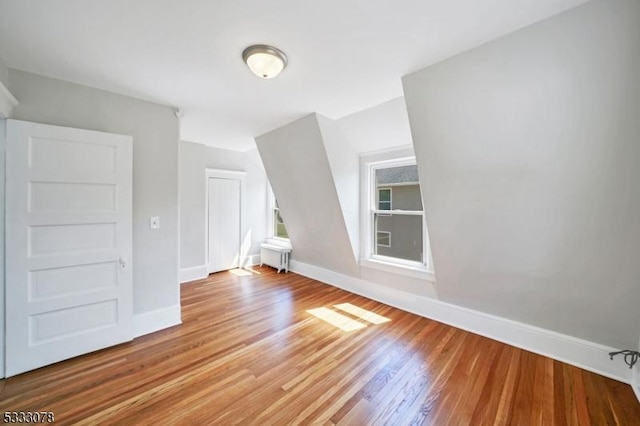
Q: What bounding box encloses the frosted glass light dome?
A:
[242,45,288,79]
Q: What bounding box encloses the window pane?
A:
[376,231,390,247]
[375,165,422,210]
[378,188,391,210]
[274,209,289,239]
[379,201,391,211]
[374,212,423,262]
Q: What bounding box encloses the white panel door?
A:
[208,177,241,273]
[5,119,133,377]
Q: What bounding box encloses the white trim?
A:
[361,257,435,282]
[205,169,247,273]
[358,144,414,157]
[0,81,18,118]
[362,154,432,272]
[179,265,208,283]
[289,260,633,384]
[134,304,182,338]
[378,181,420,188]
[265,238,292,249]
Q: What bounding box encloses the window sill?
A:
[265,238,291,250]
[360,257,435,282]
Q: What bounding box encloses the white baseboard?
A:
[179,265,208,283]
[289,260,633,385]
[134,304,182,338]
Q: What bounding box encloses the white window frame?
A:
[360,154,433,279]
[267,184,290,244]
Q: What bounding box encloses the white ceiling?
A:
[0,0,588,151]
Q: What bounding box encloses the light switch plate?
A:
[150,216,160,230]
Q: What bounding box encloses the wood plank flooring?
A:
[1,267,638,425]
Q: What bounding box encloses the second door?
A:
[207,173,243,273]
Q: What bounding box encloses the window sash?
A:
[372,209,423,216]
[367,158,429,270]
[372,211,426,264]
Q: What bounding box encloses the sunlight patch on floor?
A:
[334,303,391,325]
[230,268,261,277]
[306,307,367,332]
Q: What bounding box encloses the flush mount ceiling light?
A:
[242,44,288,79]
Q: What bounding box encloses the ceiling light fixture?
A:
[242,44,288,79]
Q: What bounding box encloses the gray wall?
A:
[8,70,180,314]
[180,141,206,269]
[0,55,8,87]
[0,117,5,372]
[179,141,268,271]
[256,114,359,276]
[403,0,640,348]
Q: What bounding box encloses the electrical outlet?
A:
[150,216,160,230]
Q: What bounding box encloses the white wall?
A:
[0,55,8,88]
[256,114,359,276]
[8,70,180,315]
[337,97,413,153]
[257,112,439,298]
[242,148,270,260]
[179,141,268,279]
[205,145,245,171]
[317,114,360,259]
[403,0,640,349]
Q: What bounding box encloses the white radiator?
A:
[260,243,291,273]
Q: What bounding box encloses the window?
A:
[364,157,432,272]
[268,185,289,241]
[273,199,289,239]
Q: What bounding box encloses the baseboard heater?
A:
[260,243,291,273]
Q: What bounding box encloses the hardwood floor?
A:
[1,267,638,425]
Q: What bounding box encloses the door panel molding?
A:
[5,120,133,377]
[205,169,246,274]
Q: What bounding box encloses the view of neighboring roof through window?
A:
[371,161,428,268]
[375,164,420,187]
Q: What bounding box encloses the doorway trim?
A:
[205,169,247,273]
